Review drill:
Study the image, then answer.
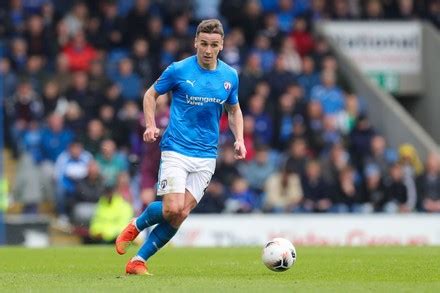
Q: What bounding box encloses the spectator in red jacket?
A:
[290,16,314,57]
[63,30,97,72]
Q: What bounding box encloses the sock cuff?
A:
[132,255,146,262]
[133,218,141,232]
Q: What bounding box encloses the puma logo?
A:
[186,80,196,87]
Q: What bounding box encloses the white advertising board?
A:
[172,215,440,247]
[322,22,422,75]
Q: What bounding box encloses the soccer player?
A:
[115,19,247,275]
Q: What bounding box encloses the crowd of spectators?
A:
[1,0,440,240]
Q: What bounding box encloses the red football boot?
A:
[126,260,152,275]
[115,219,140,255]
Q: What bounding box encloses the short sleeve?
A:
[153,63,176,95]
[226,71,239,105]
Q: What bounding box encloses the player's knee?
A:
[173,211,189,227]
[163,205,183,221]
[174,209,190,222]
[166,209,189,227]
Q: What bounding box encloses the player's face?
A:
[195,32,223,70]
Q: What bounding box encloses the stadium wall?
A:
[4,214,440,247]
[315,21,440,160]
[412,23,440,145]
[172,214,440,247]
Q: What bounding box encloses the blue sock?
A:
[136,222,178,261]
[135,201,164,231]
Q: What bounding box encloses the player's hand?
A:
[234,140,247,160]
[143,126,160,143]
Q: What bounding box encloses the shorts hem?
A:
[161,149,217,159]
[157,189,186,196]
[185,186,201,203]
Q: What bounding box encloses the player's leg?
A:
[123,153,213,274]
[116,151,186,255]
[134,192,185,257]
[125,152,189,274]
[126,174,207,274]
[126,193,185,275]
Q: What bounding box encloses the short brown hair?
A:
[196,19,224,37]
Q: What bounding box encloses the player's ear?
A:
[194,37,198,49]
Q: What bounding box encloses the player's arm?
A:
[143,85,161,143]
[225,103,246,160]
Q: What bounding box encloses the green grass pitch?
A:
[1,246,440,292]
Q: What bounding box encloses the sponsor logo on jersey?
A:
[185,95,225,106]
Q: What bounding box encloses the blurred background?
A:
[0,0,439,247]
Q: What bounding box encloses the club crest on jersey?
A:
[224,81,231,91]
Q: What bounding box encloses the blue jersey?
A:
[154,55,239,158]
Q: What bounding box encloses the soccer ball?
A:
[262,238,297,272]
